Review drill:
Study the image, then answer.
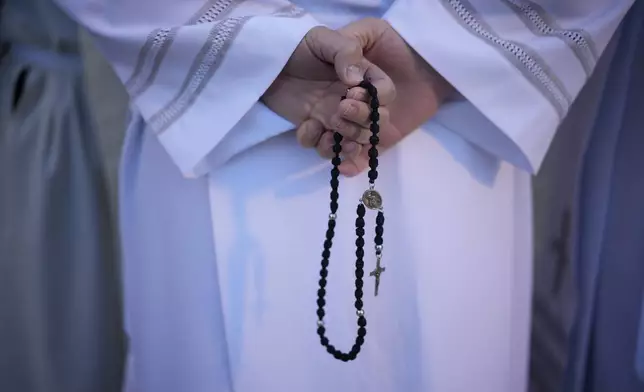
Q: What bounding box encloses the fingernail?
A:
[345,65,363,84]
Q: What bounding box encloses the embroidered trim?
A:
[502,0,597,76]
[150,5,306,134]
[188,0,240,24]
[124,0,242,98]
[441,0,571,118]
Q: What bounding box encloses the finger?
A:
[305,26,365,86]
[345,87,368,102]
[305,26,396,103]
[316,131,336,159]
[316,131,362,160]
[296,118,325,148]
[337,19,397,104]
[340,67,396,107]
[339,152,369,177]
[362,62,396,105]
[339,99,390,128]
[330,113,370,144]
[341,140,362,159]
[336,60,396,105]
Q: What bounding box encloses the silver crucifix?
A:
[369,254,386,297]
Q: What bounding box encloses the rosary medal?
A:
[316,80,385,362]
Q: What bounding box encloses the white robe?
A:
[53,0,633,391]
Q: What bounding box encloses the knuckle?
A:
[346,38,361,53]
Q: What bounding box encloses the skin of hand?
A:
[261,25,396,158]
[306,18,456,176]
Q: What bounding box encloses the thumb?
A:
[305,26,367,85]
[338,18,389,51]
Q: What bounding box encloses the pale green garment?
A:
[0,0,125,390]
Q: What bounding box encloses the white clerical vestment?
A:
[52,0,634,391]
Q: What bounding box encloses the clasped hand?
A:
[262,18,453,177]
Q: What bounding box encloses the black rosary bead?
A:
[316,79,385,362]
[376,212,385,226]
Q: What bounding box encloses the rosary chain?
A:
[316,80,383,362]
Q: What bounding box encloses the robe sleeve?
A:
[384,0,634,174]
[52,0,319,177]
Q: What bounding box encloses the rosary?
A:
[316,80,385,362]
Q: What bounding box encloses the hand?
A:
[261,26,396,155]
[309,19,455,176]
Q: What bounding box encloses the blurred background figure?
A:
[565,2,644,391]
[530,2,644,391]
[0,0,125,391]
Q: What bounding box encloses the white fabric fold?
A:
[53,0,319,177]
[384,0,634,174]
